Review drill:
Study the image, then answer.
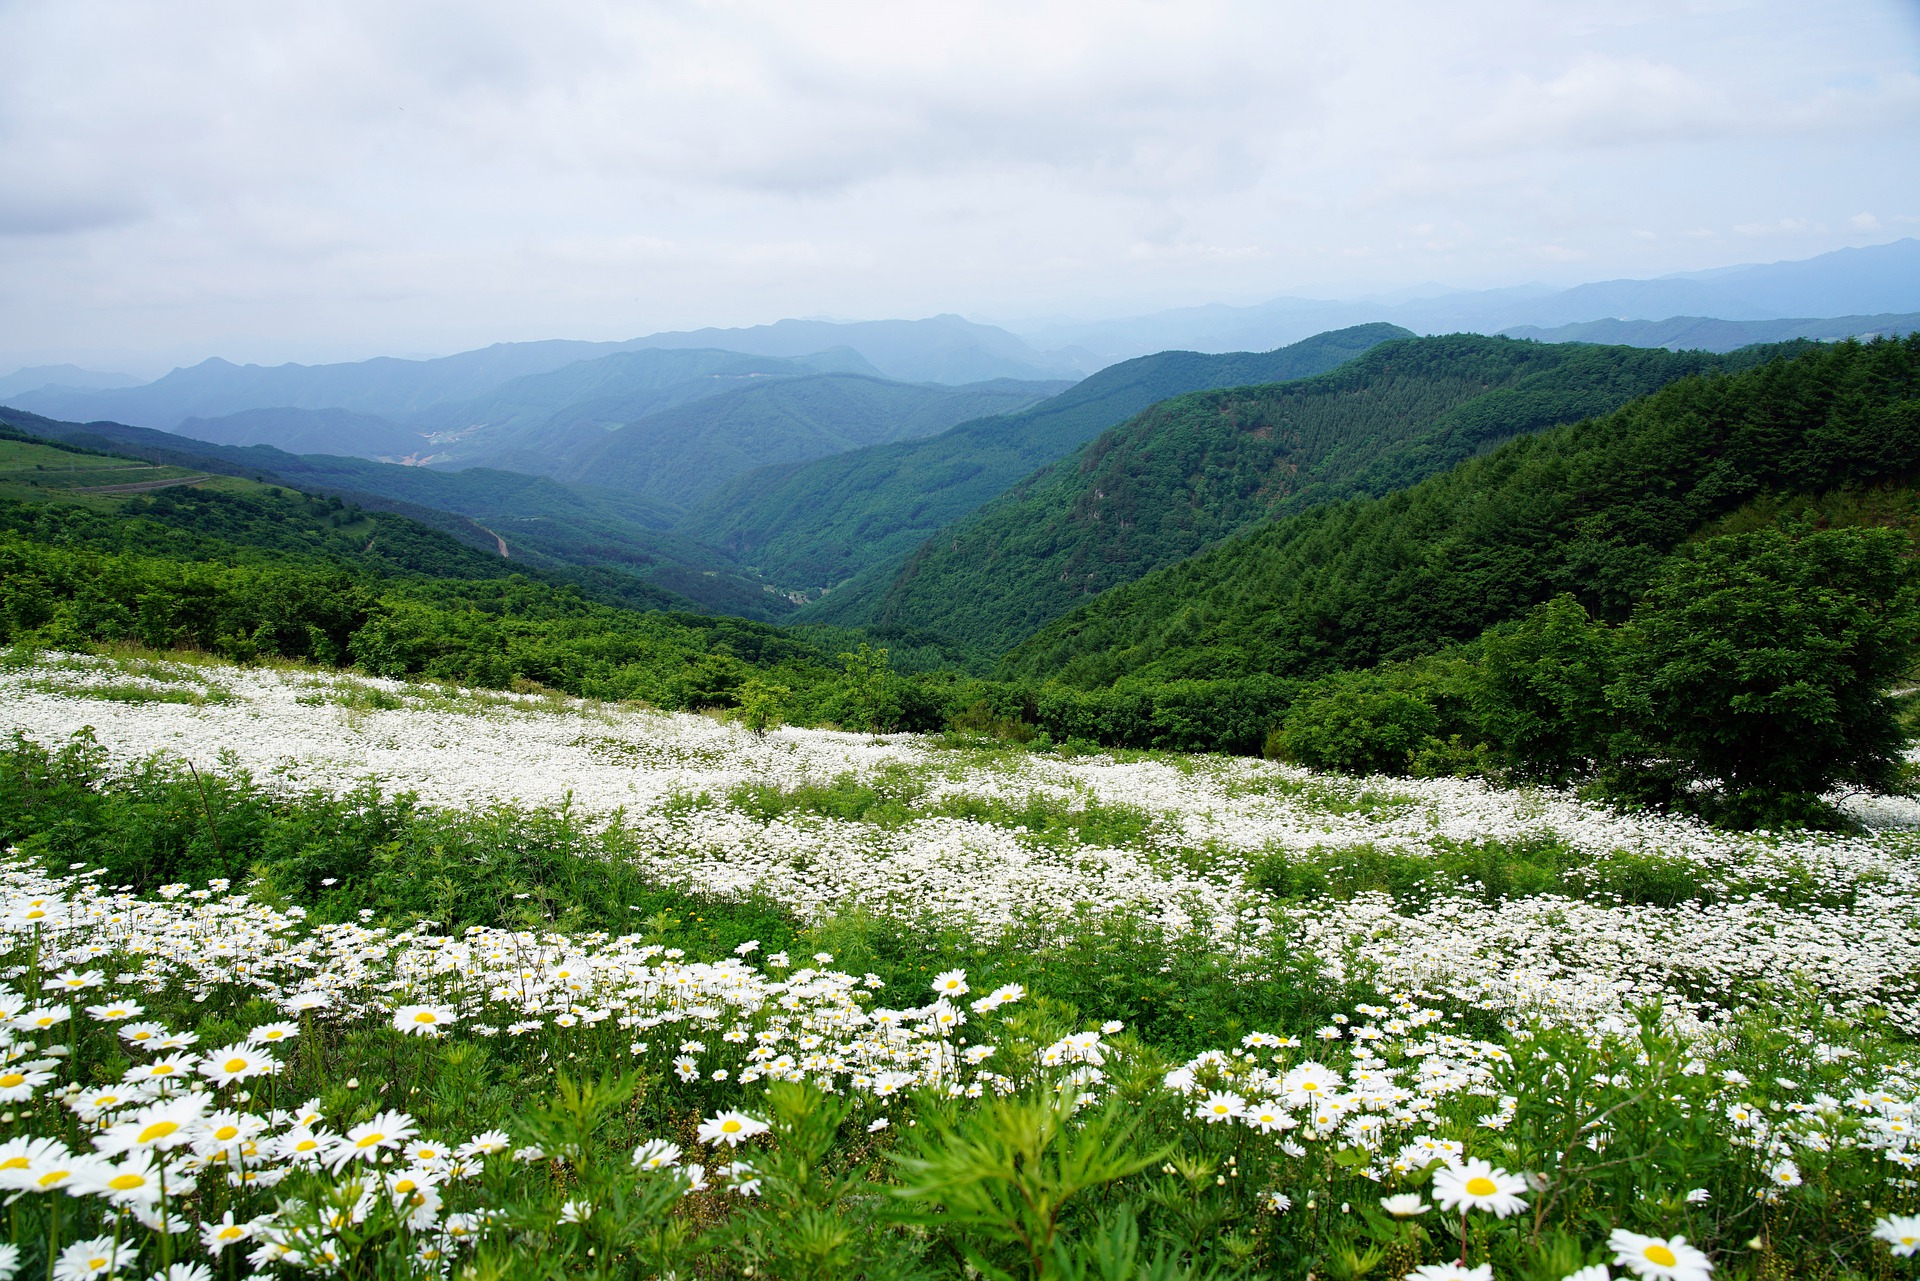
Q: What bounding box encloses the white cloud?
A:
[0,0,1915,367]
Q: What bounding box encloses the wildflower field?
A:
[1,649,1917,1280]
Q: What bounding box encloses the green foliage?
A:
[1007,335,1920,687]
[853,336,1733,654]
[1473,594,1617,784]
[1606,525,1920,825]
[1261,525,1920,826]
[688,325,1408,598]
[892,1091,1168,1280]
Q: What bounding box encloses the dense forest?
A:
[843,336,1771,653]
[1005,335,1920,685]
[684,324,1409,596]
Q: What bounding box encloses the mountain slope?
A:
[554,373,1069,507]
[0,407,743,616]
[835,337,1744,654]
[1002,336,1916,687]
[683,324,1411,594]
[174,407,427,458]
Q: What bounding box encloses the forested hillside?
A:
[1004,335,1920,687]
[691,324,1410,597]
[0,408,798,617]
[552,373,1067,506]
[838,336,1753,653]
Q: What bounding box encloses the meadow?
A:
[1,649,1917,1280]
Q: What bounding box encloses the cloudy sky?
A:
[2,0,1917,372]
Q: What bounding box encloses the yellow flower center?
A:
[38,1169,72,1188]
[1465,1177,1497,1197]
[721,1120,742,1133]
[0,1156,27,1171]
[0,1073,24,1088]
[295,1138,319,1152]
[214,1126,240,1141]
[223,1057,248,1073]
[1644,1245,1678,1267]
[87,1258,108,1271]
[137,1121,179,1143]
[413,1011,437,1023]
[1302,1082,1318,1091]
[150,1064,175,1076]
[356,1132,386,1148]
[217,1227,244,1241]
[108,1173,147,1191]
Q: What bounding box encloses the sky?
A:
[2,0,1918,374]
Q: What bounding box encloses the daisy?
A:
[1197,1092,1245,1123]
[199,1043,275,1085]
[94,1095,208,1154]
[198,1111,266,1152]
[1279,1061,1341,1107]
[274,1127,328,1163]
[1408,1267,1491,1281]
[1380,1193,1430,1217]
[696,1111,769,1148]
[122,1054,195,1085]
[85,1000,142,1022]
[392,1005,456,1036]
[68,1150,172,1206]
[118,1022,168,1047]
[15,1006,70,1032]
[459,1130,511,1157]
[247,1022,299,1046]
[1433,1159,1530,1218]
[1608,1229,1713,1281]
[632,1139,683,1170]
[51,1236,130,1281]
[1872,1214,1920,1257]
[45,969,105,993]
[931,970,969,998]
[3,1138,100,1195]
[0,1066,53,1102]
[201,1211,255,1254]
[1244,1103,1291,1133]
[327,1110,418,1169]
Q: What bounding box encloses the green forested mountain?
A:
[0,410,719,615]
[1003,335,1920,687]
[553,373,1067,507]
[684,324,1411,595]
[832,335,1747,654]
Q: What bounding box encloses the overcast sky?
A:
[2,0,1917,373]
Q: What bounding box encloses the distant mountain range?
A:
[1017,239,1920,362]
[1500,312,1920,352]
[4,315,1082,435]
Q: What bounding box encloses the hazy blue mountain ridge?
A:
[1019,239,1920,362]
[1501,312,1920,351]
